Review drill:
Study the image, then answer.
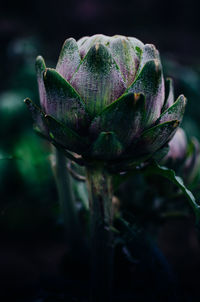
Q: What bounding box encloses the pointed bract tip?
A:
[145,43,156,48]
[173,120,180,128]
[65,37,76,43]
[43,69,48,79]
[103,131,114,137]
[35,55,46,72]
[154,59,161,73]
[178,94,187,107]
[59,38,78,54]
[36,55,43,61]
[24,98,31,104]
[144,43,158,54]
[134,92,144,103]
[166,77,173,82]
[95,43,100,51]
[89,42,108,55]
[182,94,187,104]
[62,37,77,47]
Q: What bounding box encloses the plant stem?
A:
[86,166,114,302]
[51,147,82,251]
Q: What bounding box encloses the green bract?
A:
[25,34,186,170]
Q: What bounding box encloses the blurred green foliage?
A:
[0,37,58,237]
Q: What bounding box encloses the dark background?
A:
[1,0,200,64]
[1,1,200,301]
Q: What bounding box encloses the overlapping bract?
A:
[162,128,200,185]
[163,128,187,163]
[25,34,187,166]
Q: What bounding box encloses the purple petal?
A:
[127,59,165,128]
[135,44,160,79]
[43,68,89,133]
[108,37,139,86]
[70,43,126,116]
[56,38,81,82]
[127,37,144,51]
[165,127,187,161]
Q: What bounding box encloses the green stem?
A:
[86,166,114,302]
[51,147,82,251]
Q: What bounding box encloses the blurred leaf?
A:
[144,161,200,222]
[14,131,52,186]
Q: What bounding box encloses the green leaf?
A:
[44,115,88,154]
[24,98,47,134]
[144,161,200,222]
[33,124,85,165]
[43,68,89,133]
[157,94,186,124]
[132,120,180,155]
[90,92,146,147]
[152,145,170,162]
[91,131,124,160]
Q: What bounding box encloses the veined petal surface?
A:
[157,94,186,124]
[133,120,180,155]
[90,92,145,146]
[56,38,81,81]
[77,34,110,59]
[44,115,87,153]
[70,43,126,116]
[43,68,89,133]
[138,44,160,73]
[109,37,139,86]
[127,59,165,127]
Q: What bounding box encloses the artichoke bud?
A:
[25,34,187,170]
